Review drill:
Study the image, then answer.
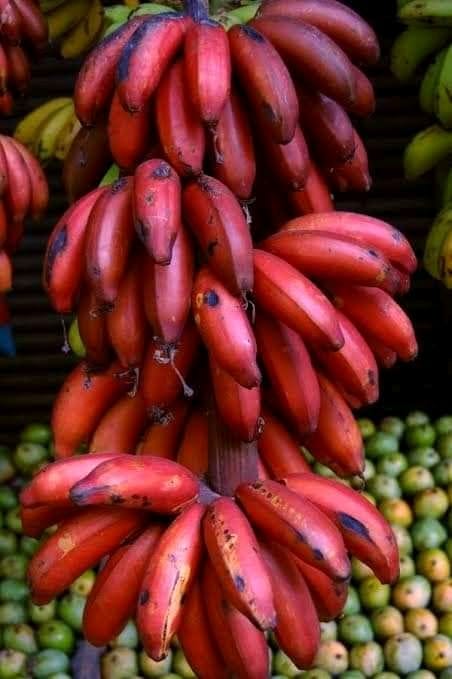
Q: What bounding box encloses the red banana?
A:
[43,187,106,313]
[0,0,22,43]
[296,558,349,622]
[298,86,355,166]
[141,320,200,419]
[258,123,310,191]
[183,174,254,295]
[20,453,121,509]
[138,400,189,457]
[28,507,148,605]
[258,0,380,65]
[251,15,356,108]
[192,267,260,388]
[328,129,371,193]
[142,227,194,344]
[262,230,400,293]
[62,123,111,204]
[133,158,181,265]
[210,357,261,442]
[12,0,48,50]
[314,310,379,405]
[211,88,256,200]
[347,65,376,117]
[77,285,112,368]
[260,542,320,669]
[203,563,270,679]
[236,479,350,582]
[283,473,399,584]
[89,393,147,454]
[228,24,298,144]
[117,13,190,113]
[85,176,135,307]
[253,249,344,351]
[51,360,130,458]
[176,408,208,476]
[366,336,398,369]
[137,502,205,660]
[281,212,417,274]
[0,136,31,223]
[178,579,229,679]
[0,201,6,247]
[108,89,150,171]
[254,313,320,435]
[11,138,48,220]
[83,523,163,646]
[184,18,231,126]
[0,91,13,116]
[329,284,418,361]
[75,17,146,125]
[0,251,12,291]
[106,260,148,370]
[20,505,77,539]
[155,58,205,177]
[4,43,30,94]
[305,372,364,477]
[70,454,199,513]
[290,162,334,215]
[0,138,7,195]
[203,497,275,630]
[258,406,311,478]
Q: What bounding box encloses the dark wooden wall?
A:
[0,1,450,444]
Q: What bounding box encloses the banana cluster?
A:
[40,0,105,58]
[392,1,452,288]
[0,0,48,113]
[14,97,80,163]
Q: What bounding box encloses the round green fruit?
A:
[380,416,405,439]
[391,524,413,556]
[351,557,374,581]
[0,578,28,602]
[0,486,17,510]
[438,433,452,459]
[349,641,384,677]
[69,569,96,597]
[37,620,75,653]
[405,423,436,449]
[408,447,440,469]
[439,611,452,636]
[139,649,172,677]
[433,460,452,486]
[359,577,391,610]
[411,518,447,550]
[112,620,139,649]
[357,418,376,439]
[379,498,412,526]
[366,475,401,501]
[20,423,52,446]
[404,608,439,639]
[28,600,56,624]
[320,621,338,641]
[399,555,416,578]
[57,593,85,631]
[406,411,430,427]
[433,578,452,613]
[384,633,423,674]
[0,529,18,556]
[0,553,28,579]
[273,649,301,677]
[101,647,139,679]
[314,641,349,675]
[399,466,434,495]
[338,615,374,645]
[0,649,27,679]
[172,649,195,678]
[406,672,436,679]
[423,634,452,671]
[416,548,451,582]
[343,587,361,616]
[5,506,21,533]
[413,487,449,519]
[13,442,49,475]
[365,432,399,458]
[3,623,37,654]
[0,452,14,484]
[29,649,70,677]
[392,575,432,610]
[376,453,408,478]
[0,601,26,625]
[435,416,452,436]
[371,606,404,639]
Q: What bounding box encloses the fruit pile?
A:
[2,412,452,678]
[0,0,48,113]
[0,133,48,354]
[391,0,452,287]
[20,0,425,675]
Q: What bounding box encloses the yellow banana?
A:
[47,0,91,43]
[60,0,105,59]
[404,125,452,181]
[424,205,452,279]
[440,222,452,287]
[54,113,82,161]
[14,98,72,149]
[34,103,75,163]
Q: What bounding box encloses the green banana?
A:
[60,0,104,58]
[14,97,72,148]
[400,0,452,26]
[424,204,452,279]
[404,125,452,181]
[435,44,452,129]
[104,5,132,24]
[397,0,413,8]
[99,164,120,187]
[420,47,448,114]
[219,1,261,29]
[34,104,75,163]
[129,3,176,17]
[390,26,452,82]
[40,0,66,11]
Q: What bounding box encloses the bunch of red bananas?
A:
[23,0,419,675]
[0,0,48,113]
[21,455,398,678]
[0,133,48,292]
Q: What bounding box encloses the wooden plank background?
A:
[0,1,450,444]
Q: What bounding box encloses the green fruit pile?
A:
[1,413,452,677]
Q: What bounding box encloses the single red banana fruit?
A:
[20,505,77,539]
[290,162,334,215]
[108,89,150,171]
[77,285,112,369]
[89,393,147,454]
[328,129,371,193]
[257,123,310,191]
[0,136,31,223]
[183,174,254,295]
[137,502,205,660]
[296,558,349,622]
[138,400,189,457]
[253,249,344,351]
[176,408,209,477]
[258,406,311,478]
[192,267,260,389]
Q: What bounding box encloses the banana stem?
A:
[207,398,259,496]
[185,0,209,20]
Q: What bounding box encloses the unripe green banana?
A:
[129,3,175,17]
[440,223,452,287]
[420,47,448,114]
[400,0,452,26]
[424,204,452,279]
[391,26,452,82]
[104,5,131,24]
[99,164,120,187]
[220,1,260,29]
[435,44,452,129]
[404,125,452,181]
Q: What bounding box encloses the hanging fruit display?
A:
[19,0,421,676]
[0,0,48,112]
